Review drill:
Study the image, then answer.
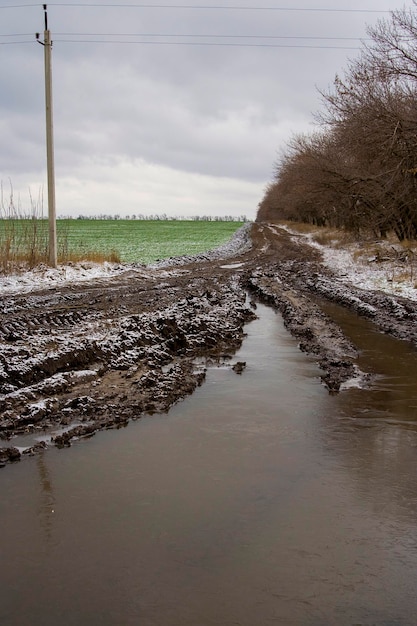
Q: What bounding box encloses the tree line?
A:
[69,214,247,222]
[257,2,417,241]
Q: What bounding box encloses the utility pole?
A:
[37,4,57,267]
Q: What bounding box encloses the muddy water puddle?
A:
[322,301,417,423]
[1,303,417,625]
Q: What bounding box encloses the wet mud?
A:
[1,223,416,466]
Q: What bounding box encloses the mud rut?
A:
[1,224,417,467]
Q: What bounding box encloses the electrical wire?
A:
[53,39,361,49]
[47,3,390,11]
[0,4,39,7]
[51,32,369,40]
[0,3,385,48]
[0,32,369,41]
[0,3,390,12]
[0,31,371,49]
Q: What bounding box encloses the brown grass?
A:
[60,250,121,264]
[279,219,417,287]
[0,185,120,274]
[279,221,356,247]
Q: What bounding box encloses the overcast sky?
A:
[0,0,413,219]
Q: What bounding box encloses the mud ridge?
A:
[1,223,416,467]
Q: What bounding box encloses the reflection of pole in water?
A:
[37,453,56,541]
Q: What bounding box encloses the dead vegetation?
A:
[0,185,120,273]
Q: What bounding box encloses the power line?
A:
[0,3,391,11]
[0,3,383,49]
[54,39,361,49]
[0,37,363,49]
[0,4,39,7]
[0,31,371,41]
[0,32,35,44]
[51,32,369,40]
[0,30,371,49]
[47,3,390,11]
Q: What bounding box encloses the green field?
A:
[58,219,244,264]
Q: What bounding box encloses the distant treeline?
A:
[258,2,417,241]
[62,214,248,222]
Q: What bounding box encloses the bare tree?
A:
[258,4,417,240]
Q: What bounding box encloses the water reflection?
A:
[36,453,56,542]
[0,304,417,625]
[322,301,417,422]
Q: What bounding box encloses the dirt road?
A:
[1,223,417,466]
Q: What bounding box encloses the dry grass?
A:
[60,250,121,264]
[1,186,47,272]
[279,219,417,289]
[0,230,121,273]
[279,221,356,247]
[278,220,319,234]
[311,230,342,247]
[0,184,120,274]
[346,237,416,287]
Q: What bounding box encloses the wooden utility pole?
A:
[39,4,57,267]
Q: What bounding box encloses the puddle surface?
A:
[1,304,417,625]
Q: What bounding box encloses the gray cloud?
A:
[0,0,411,218]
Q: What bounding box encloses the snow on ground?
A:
[282,226,417,303]
[0,224,252,296]
[1,222,416,302]
[317,243,417,302]
[0,261,132,295]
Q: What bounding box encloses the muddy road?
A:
[1,223,417,466]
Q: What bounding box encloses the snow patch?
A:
[281,225,417,302]
[339,367,372,391]
[220,263,245,269]
[0,224,252,295]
